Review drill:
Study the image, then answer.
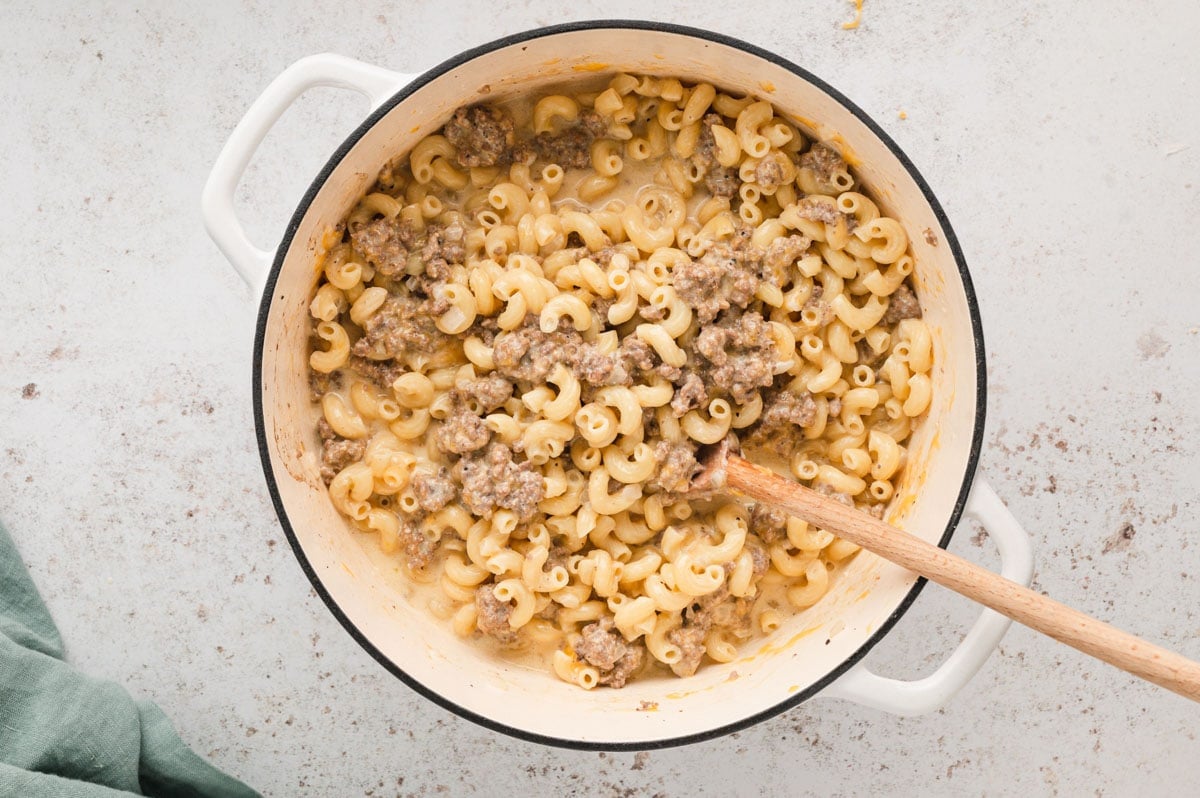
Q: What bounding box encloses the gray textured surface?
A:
[2,1,1198,795]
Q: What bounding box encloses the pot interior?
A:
[256,25,981,746]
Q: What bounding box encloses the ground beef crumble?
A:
[574,617,646,688]
[694,114,741,198]
[412,468,457,512]
[673,241,761,324]
[454,443,544,522]
[576,619,627,670]
[799,142,847,185]
[702,596,754,639]
[696,114,720,165]
[801,289,835,327]
[610,336,657,385]
[318,424,366,485]
[349,215,416,277]
[882,283,922,324]
[345,355,406,392]
[789,196,844,226]
[601,644,645,688]
[761,234,811,287]
[705,166,740,198]
[668,584,756,677]
[670,372,708,417]
[419,221,466,280]
[649,440,699,494]
[434,408,491,455]
[531,110,607,169]
[308,370,342,402]
[857,337,887,367]
[353,294,450,362]
[491,315,617,386]
[743,389,818,457]
[450,374,513,413]
[444,105,515,168]
[667,625,707,678]
[694,114,721,166]
[475,584,518,644]
[398,517,437,570]
[753,151,790,192]
[749,503,788,544]
[693,311,777,404]
[761,390,818,429]
[748,542,770,578]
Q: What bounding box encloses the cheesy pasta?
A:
[307,75,932,688]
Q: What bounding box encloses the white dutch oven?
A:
[203,22,1034,749]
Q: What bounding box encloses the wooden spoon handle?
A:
[725,455,1200,702]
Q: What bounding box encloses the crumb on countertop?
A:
[841,0,864,29]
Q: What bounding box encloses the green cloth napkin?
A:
[0,522,260,797]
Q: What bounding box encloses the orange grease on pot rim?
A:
[753,625,823,658]
[758,80,776,93]
[893,490,918,518]
[791,114,818,130]
[829,133,861,167]
[572,62,609,72]
[313,226,340,276]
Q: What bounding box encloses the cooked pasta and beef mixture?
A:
[307,74,931,688]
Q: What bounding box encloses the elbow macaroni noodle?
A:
[306,74,935,689]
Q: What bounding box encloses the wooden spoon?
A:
[696,444,1200,702]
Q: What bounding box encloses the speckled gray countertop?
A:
[2,2,1198,796]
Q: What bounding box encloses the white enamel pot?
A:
[202,22,1034,749]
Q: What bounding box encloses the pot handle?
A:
[201,53,416,293]
[822,476,1034,715]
